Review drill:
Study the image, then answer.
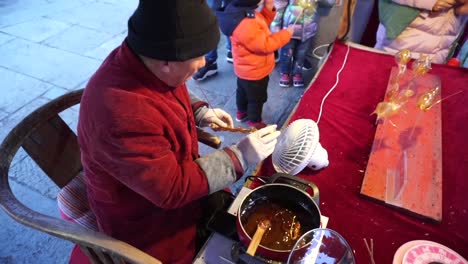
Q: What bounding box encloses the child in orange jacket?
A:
[217,0,293,128]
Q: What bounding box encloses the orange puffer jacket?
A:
[231,7,292,80]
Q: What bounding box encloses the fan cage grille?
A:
[273,119,319,175]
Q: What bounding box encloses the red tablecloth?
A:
[258,41,468,263]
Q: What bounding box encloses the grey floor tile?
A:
[43,25,112,55]
[38,88,80,130]
[0,181,72,264]
[268,68,309,126]
[0,97,50,143]
[46,1,135,35]
[187,83,232,108]
[0,109,7,121]
[186,59,237,107]
[73,79,89,90]
[0,11,42,29]
[9,156,61,200]
[0,17,70,42]
[190,70,236,97]
[48,0,97,5]
[0,67,53,114]
[85,32,125,60]
[10,148,28,168]
[0,0,49,16]
[0,0,49,27]
[0,0,95,28]
[59,104,80,133]
[41,86,69,100]
[0,38,101,88]
[0,32,14,46]
[97,0,136,7]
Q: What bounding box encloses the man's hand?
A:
[432,0,456,12]
[235,125,281,168]
[198,108,234,128]
[265,0,275,11]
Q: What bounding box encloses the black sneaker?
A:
[302,60,313,70]
[193,61,218,81]
[226,51,233,63]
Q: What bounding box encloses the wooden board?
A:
[360,67,442,222]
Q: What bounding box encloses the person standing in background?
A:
[271,0,334,87]
[193,0,234,81]
[216,0,293,129]
[375,0,467,64]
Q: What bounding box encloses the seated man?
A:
[73,0,281,263]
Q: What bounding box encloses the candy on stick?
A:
[395,49,411,75]
[209,123,256,134]
[291,0,316,26]
[373,50,416,122]
[417,88,463,111]
[387,50,412,102]
[373,89,414,121]
[412,54,431,76]
[372,101,404,120]
[416,86,440,111]
[297,0,314,9]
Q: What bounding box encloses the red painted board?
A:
[360,66,442,222]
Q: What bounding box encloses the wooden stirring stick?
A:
[246,219,271,256]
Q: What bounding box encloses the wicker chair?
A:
[0,89,220,264]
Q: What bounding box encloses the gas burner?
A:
[231,242,285,264]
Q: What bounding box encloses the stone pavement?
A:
[0,0,342,263]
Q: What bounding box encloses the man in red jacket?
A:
[75,0,281,263]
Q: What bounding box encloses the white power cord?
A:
[312,44,330,60]
[316,43,351,124]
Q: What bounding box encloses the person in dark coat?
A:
[193,0,234,81]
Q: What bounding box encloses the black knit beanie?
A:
[127,0,220,61]
[233,0,261,7]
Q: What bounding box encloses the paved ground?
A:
[0,0,343,263]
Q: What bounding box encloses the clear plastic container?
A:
[287,228,355,264]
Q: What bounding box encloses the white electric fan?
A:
[272,119,329,175]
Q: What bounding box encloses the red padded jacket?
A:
[75,40,238,263]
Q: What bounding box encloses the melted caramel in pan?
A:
[242,202,307,250]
